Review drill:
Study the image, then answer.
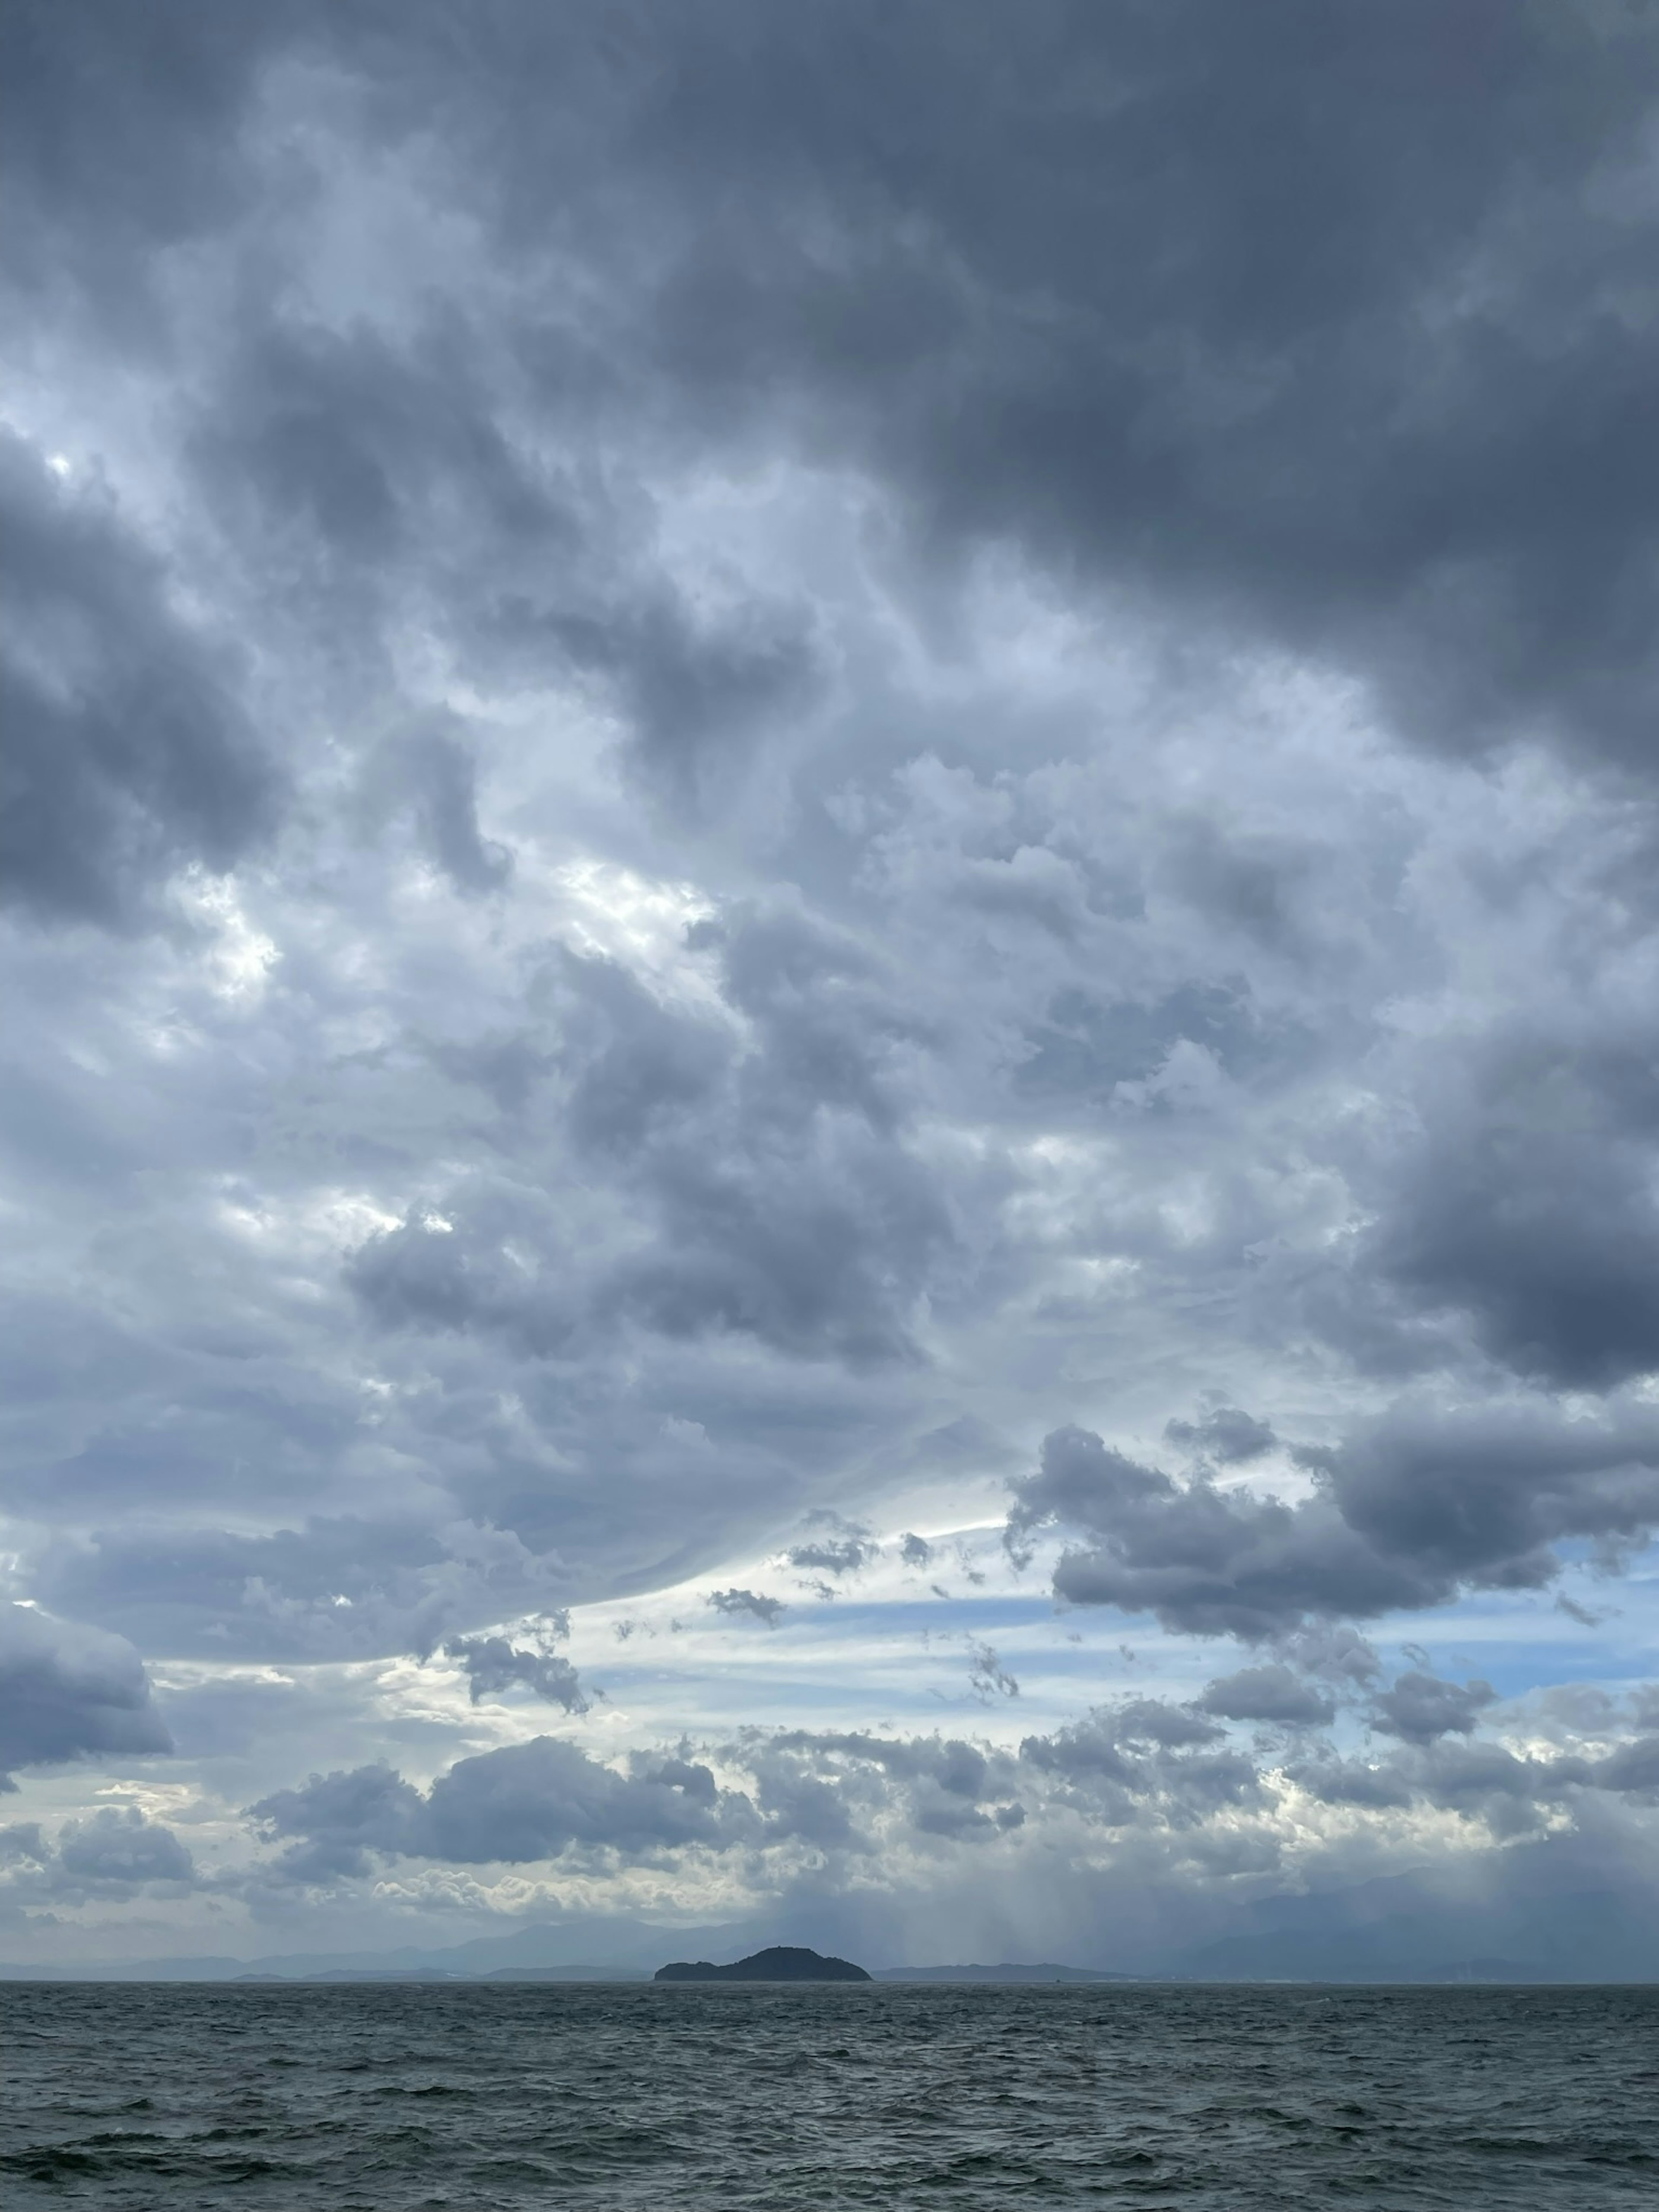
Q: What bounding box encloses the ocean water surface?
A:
[2,1980,1655,2208]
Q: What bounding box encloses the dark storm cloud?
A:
[1011,1406,1659,1635]
[0,0,291,299]
[0,1605,172,1788]
[222,0,1654,782]
[1357,1031,1659,1391]
[6,0,1659,1963]
[0,431,277,929]
[18,3,1656,782]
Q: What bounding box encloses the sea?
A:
[2,1980,1656,2207]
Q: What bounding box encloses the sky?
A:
[4,0,1659,1977]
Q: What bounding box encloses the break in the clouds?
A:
[3,2,1659,1974]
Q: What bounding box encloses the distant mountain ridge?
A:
[876,1963,1147,1984]
[6,1838,1658,1983]
[655,1945,871,1983]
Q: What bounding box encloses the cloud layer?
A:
[2,0,1657,1967]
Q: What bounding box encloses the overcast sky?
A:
[5,0,1659,1975]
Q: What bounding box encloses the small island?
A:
[654,1944,871,1983]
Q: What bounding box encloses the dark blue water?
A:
[2,1980,1656,2207]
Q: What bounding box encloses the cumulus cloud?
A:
[1197,1666,1335,1729]
[1369,1671,1497,1746]
[251,1737,761,1877]
[1009,1409,1659,1636]
[57,1806,195,1889]
[0,1605,172,1789]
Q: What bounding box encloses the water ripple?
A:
[1,1981,1656,2208]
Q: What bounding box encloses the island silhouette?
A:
[654,1945,871,1983]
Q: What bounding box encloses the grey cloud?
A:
[442,1630,588,1713]
[1369,1669,1496,1746]
[0,430,276,929]
[1110,1700,1223,1751]
[747,1762,866,1853]
[1329,1401,1659,1590]
[187,0,1651,779]
[1165,1408,1277,1465]
[966,1642,1019,1703]
[1021,1705,1264,1827]
[785,1515,877,1578]
[677,0,1658,775]
[1009,1426,1434,1638]
[347,925,956,1373]
[550,595,823,817]
[57,1806,195,1889]
[253,1736,760,1874]
[1595,1736,1659,1798]
[1285,1754,1416,1812]
[1197,1665,1335,1728]
[785,1538,872,1573]
[7,0,1659,1964]
[899,1532,933,1568]
[1359,1034,1659,1392]
[0,1604,172,1787]
[188,308,575,608]
[755,1729,1017,1847]
[420,1741,754,1864]
[221,1701,1659,1913]
[250,1762,424,1883]
[36,1517,571,1666]
[1272,1625,1382,1685]
[364,720,512,897]
[708,1588,786,1627]
[1011,1408,1659,1636]
[1283,1724,1659,1829]
[769,1730,1000,1804]
[345,1207,574,1360]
